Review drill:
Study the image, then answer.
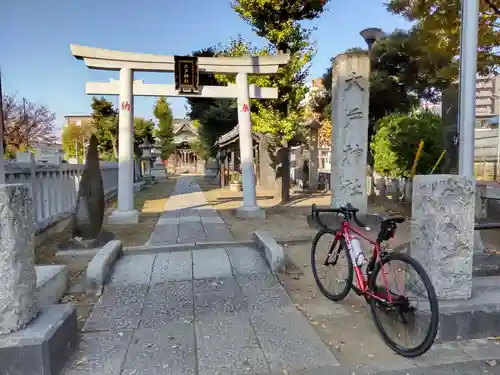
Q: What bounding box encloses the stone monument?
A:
[0,183,77,374]
[71,135,108,247]
[330,52,370,213]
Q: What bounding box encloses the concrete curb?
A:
[275,235,313,246]
[253,230,285,273]
[55,248,100,260]
[86,240,123,296]
[124,240,255,255]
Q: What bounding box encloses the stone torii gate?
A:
[70,45,289,223]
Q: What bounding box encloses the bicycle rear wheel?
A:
[368,252,439,358]
[311,228,353,301]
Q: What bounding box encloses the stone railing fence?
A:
[4,157,118,235]
[316,171,413,204]
[368,174,413,203]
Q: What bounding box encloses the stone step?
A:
[35,265,68,306]
[473,252,500,277]
[438,276,500,342]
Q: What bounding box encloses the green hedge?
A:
[370,110,445,178]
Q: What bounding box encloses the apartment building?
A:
[475,75,500,128]
[64,114,93,128]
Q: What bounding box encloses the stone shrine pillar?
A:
[308,120,321,192]
[330,52,370,214]
[236,72,264,218]
[0,184,38,334]
[109,67,139,224]
[410,175,475,300]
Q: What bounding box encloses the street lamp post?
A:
[359,28,386,174]
[359,28,386,50]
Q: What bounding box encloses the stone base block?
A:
[437,276,500,342]
[0,304,78,375]
[36,265,67,307]
[107,209,140,225]
[235,205,266,219]
[411,175,475,300]
[473,252,500,277]
[143,176,157,185]
[133,181,145,192]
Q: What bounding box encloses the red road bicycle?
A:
[310,203,439,358]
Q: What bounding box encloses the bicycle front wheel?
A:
[368,252,439,358]
[311,228,353,301]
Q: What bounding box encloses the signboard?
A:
[174,56,199,93]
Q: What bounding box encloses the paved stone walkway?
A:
[63,246,340,375]
[148,177,234,245]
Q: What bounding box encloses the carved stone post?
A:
[0,184,38,334]
[330,52,370,213]
[411,175,475,299]
[308,119,321,192]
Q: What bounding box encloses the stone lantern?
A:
[218,149,228,187]
[139,138,155,184]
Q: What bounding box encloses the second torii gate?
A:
[71,45,289,223]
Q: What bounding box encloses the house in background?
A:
[27,140,65,164]
[475,75,500,128]
[64,114,93,128]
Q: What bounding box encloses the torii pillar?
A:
[109,68,139,224]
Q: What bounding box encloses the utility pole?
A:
[457,0,480,177]
[75,139,79,164]
[0,69,6,184]
[495,92,500,179]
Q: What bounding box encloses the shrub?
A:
[370,110,445,178]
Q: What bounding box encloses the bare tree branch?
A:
[1,95,56,152]
[484,0,500,15]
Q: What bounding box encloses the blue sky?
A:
[0,0,410,137]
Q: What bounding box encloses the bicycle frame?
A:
[335,218,395,304]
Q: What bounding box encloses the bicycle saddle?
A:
[374,213,405,224]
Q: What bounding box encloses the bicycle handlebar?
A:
[311,203,371,231]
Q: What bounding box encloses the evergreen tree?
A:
[90,97,118,160]
[153,97,175,160]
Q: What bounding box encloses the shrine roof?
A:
[173,119,197,135]
[215,125,262,148]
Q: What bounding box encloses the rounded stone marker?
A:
[72,134,105,240]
